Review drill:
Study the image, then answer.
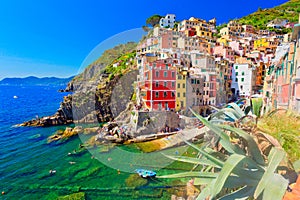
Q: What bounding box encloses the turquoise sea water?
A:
[0,85,194,199]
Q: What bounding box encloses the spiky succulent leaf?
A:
[185,140,224,167]
[157,171,217,179]
[162,154,221,168]
[211,154,245,198]
[254,147,286,198]
[189,108,244,155]
[218,185,255,200]
[218,125,265,166]
[261,173,289,200]
[226,103,245,118]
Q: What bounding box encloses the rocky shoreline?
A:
[18,94,73,127]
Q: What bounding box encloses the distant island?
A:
[0,76,75,86]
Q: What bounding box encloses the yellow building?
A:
[217,37,229,46]
[195,25,213,38]
[176,71,187,111]
[178,17,214,39]
[254,38,269,49]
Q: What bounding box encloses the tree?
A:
[142,25,151,32]
[146,14,163,27]
[258,7,263,12]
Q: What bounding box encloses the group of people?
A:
[95,123,131,141]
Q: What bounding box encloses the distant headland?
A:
[0,76,75,86]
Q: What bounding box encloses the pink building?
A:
[229,40,244,56]
[213,45,235,62]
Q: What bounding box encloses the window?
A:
[197,80,200,84]
[235,66,238,69]
[155,92,159,98]
[236,72,238,76]
[183,83,185,88]
[164,71,168,77]
[242,72,245,75]
[171,71,175,78]
[180,101,184,108]
[241,78,244,82]
[177,92,180,97]
[178,75,182,80]
[164,81,167,87]
[171,81,175,88]
[177,83,180,88]
[165,102,168,110]
[166,64,169,70]
[155,81,159,87]
[183,92,186,97]
[156,71,159,77]
[191,79,195,84]
[235,78,238,82]
[171,92,175,97]
[164,92,167,97]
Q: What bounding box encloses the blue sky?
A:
[0,0,288,80]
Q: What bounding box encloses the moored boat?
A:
[135,169,156,178]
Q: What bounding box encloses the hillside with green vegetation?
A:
[238,0,300,33]
[71,42,137,82]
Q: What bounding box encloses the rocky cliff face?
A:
[20,94,73,127]
[20,42,137,127]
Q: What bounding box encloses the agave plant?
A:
[158,108,291,200]
[208,101,253,124]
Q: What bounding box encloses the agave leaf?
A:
[184,140,224,167]
[194,177,215,185]
[212,154,246,198]
[204,147,227,161]
[196,180,215,200]
[189,108,244,155]
[254,147,286,198]
[224,176,259,188]
[261,173,289,200]
[293,159,300,172]
[223,107,242,120]
[226,103,245,118]
[209,109,227,121]
[218,185,255,200]
[210,119,226,124]
[244,105,251,115]
[218,125,265,166]
[162,154,221,168]
[232,167,264,182]
[157,171,217,179]
[203,165,214,172]
[251,98,263,117]
[209,108,240,122]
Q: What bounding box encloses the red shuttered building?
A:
[141,59,177,111]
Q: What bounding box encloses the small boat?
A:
[135,169,156,178]
[13,96,18,99]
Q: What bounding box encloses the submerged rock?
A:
[125,174,148,188]
[57,192,85,200]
